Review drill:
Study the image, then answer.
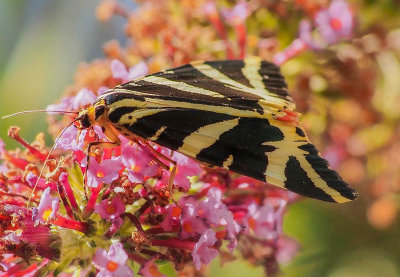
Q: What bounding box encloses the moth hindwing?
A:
[83,57,358,203]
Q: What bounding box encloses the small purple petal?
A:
[128,61,148,80]
[87,157,122,188]
[72,88,96,110]
[111,59,129,80]
[32,187,59,225]
[192,229,218,270]
[55,126,87,151]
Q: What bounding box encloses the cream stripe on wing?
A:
[242,57,265,89]
[263,126,348,203]
[178,118,239,157]
[192,62,287,103]
[143,75,225,98]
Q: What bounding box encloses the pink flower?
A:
[299,20,323,50]
[299,0,353,49]
[55,126,87,151]
[2,231,21,245]
[98,86,110,95]
[160,204,181,231]
[32,187,60,226]
[179,197,207,239]
[221,1,249,26]
[139,260,166,277]
[71,88,97,110]
[161,150,202,191]
[47,88,96,112]
[199,188,240,250]
[111,59,148,83]
[244,198,286,240]
[192,229,218,270]
[203,1,218,17]
[95,197,125,221]
[315,0,353,44]
[25,171,57,190]
[93,242,134,277]
[276,236,300,264]
[122,143,159,183]
[46,97,74,113]
[87,157,123,188]
[95,197,125,233]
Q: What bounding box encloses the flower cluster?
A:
[0,0,368,276]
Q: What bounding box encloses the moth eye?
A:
[79,114,91,129]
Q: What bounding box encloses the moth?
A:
[75,57,358,203]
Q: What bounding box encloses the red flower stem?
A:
[105,222,120,238]
[14,262,38,277]
[145,226,179,234]
[2,152,29,170]
[122,212,144,232]
[56,181,74,219]
[83,183,103,218]
[1,199,28,206]
[3,263,24,276]
[140,248,170,261]
[59,173,80,213]
[127,252,147,265]
[8,127,47,162]
[207,7,234,59]
[151,238,195,251]
[0,191,38,204]
[52,214,91,234]
[235,23,247,59]
[134,200,151,217]
[273,38,308,66]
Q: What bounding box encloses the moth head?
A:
[75,109,93,130]
[75,100,107,130]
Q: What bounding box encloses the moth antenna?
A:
[26,119,79,209]
[2,110,78,120]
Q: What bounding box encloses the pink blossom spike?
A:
[192,229,218,270]
[93,242,134,277]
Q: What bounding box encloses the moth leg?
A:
[136,140,178,200]
[84,125,121,197]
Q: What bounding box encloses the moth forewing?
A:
[77,57,358,203]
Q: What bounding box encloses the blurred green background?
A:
[1,1,400,276]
